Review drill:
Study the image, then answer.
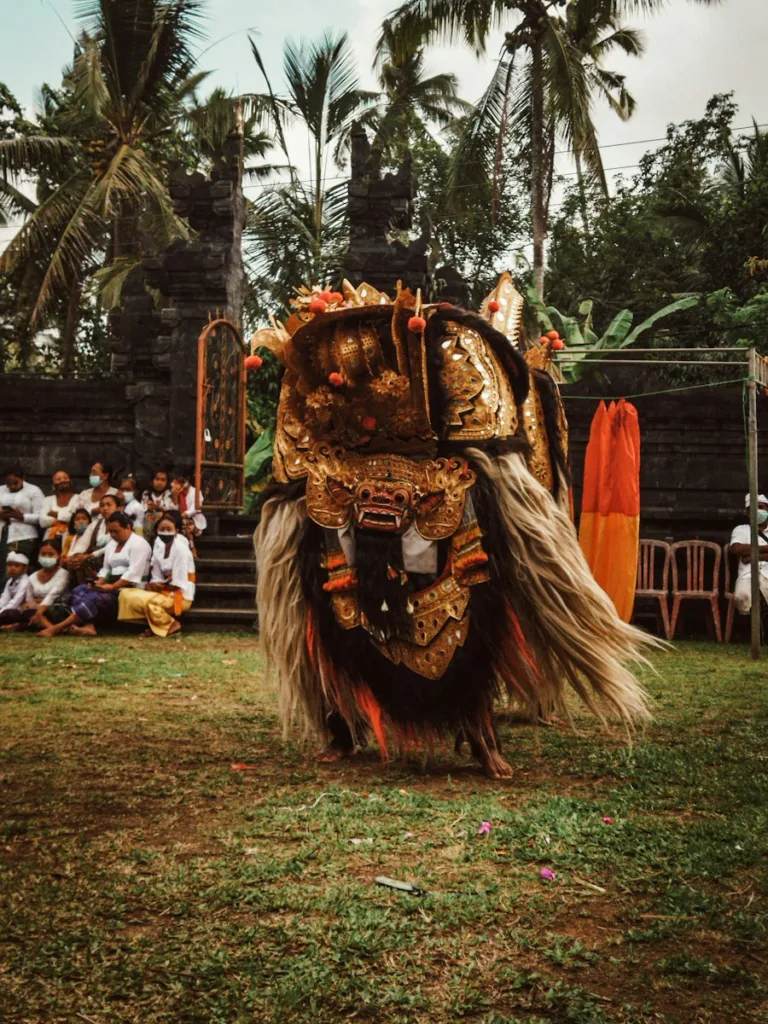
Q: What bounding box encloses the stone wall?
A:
[563,379,768,543]
[0,377,135,491]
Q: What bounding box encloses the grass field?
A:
[0,635,766,1024]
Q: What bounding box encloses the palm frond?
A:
[376,1,509,59]
[0,136,81,177]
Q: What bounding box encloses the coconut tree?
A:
[369,25,471,170]
[380,0,722,295]
[251,31,378,252]
[0,0,206,330]
[182,86,290,180]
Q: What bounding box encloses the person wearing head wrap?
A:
[0,552,31,625]
[730,493,768,616]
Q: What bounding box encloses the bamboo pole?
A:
[747,348,761,660]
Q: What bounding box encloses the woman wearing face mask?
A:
[141,469,175,538]
[118,511,195,638]
[41,512,151,637]
[2,539,70,633]
[77,461,118,515]
[61,509,97,584]
[39,469,79,542]
[118,475,145,536]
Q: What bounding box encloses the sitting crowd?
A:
[0,462,203,639]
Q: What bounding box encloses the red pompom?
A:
[550,337,565,350]
[361,415,377,431]
[329,291,344,304]
[408,315,427,333]
[547,330,560,341]
[318,290,333,303]
[310,298,328,314]
[488,299,501,313]
[539,335,550,345]
[245,354,263,371]
[328,372,344,387]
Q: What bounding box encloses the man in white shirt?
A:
[730,493,768,615]
[0,465,44,587]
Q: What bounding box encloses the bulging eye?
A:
[359,487,372,502]
[393,490,408,506]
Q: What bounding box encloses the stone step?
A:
[196,535,253,559]
[196,557,255,583]
[215,513,259,537]
[185,606,258,631]
[196,581,256,609]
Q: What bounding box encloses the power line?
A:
[240,120,768,194]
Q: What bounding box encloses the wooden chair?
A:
[634,540,672,640]
[723,543,741,643]
[670,541,722,642]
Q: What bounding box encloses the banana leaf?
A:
[620,295,699,348]
[245,427,274,484]
[598,309,633,349]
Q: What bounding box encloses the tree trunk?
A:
[574,150,590,237]
[530,40,546,298]
[61,277,82,378]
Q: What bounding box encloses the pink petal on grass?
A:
[477,821,492,835]
[539,867,556,881]
[602,816,614,824]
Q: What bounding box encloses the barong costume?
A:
[254,277,651,774]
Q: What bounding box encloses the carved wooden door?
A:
[195,318,246,510]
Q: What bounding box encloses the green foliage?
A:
[547,94,768,356]
[526,286,698,380]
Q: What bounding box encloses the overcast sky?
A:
[1,0,766,215]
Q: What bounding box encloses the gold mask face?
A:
[304,443,476,540]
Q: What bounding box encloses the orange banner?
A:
[579,400,640,622]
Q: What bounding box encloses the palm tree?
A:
[380,0,721,296]
[245,32,378,315]
[0,0,206,330]
[369,25,471,171]
[182,87,289,180]
[251,32,378,251]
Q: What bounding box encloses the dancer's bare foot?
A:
[166,620,182,637]
[0,623,21,633]
[316,746,358,763]
[478,749,514,780]
[36,628,56,638]
[70,624,97,637]
[138,629,154,639]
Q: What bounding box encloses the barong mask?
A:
[304,444,475,540]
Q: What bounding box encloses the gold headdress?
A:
[251,276,550,485]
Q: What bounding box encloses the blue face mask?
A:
[758,509,768,525]
[39,556,58,569]
[89,474,102,488]
[123,491,134,504]
[74,524,88,535]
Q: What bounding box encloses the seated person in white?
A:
[41,512,151,638]
[0,540,70,632]
[0,551,31,626]
[119,510,195,638]
[39,469,80,542]
[171,469,207,555]
[730,492,768,615]
[0,464,44,585]
[77,460,118,515]
[61,508,98,583]
[87,493,122,571]
[118,474,145,536]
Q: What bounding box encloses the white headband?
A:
[6,552,29,566]
[745,493,768,508]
